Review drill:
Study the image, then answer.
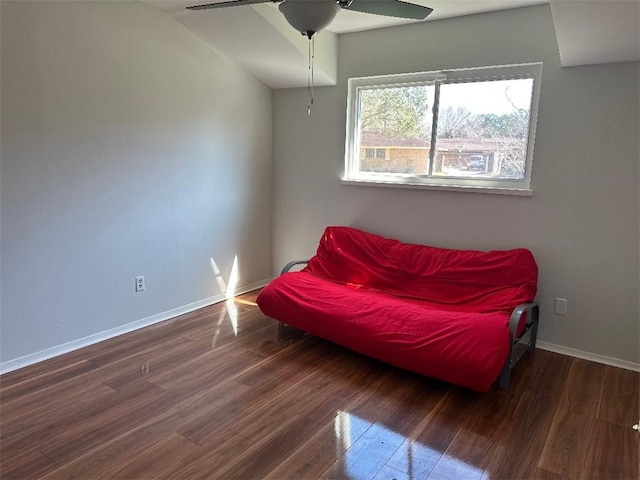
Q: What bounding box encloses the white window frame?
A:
[343,63,543,195]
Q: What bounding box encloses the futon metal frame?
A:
[498,302,539,388]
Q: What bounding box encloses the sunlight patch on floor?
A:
[209,255,241,341]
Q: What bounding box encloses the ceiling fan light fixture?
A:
[279,0,340,38]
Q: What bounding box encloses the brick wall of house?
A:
[360,147,428,173]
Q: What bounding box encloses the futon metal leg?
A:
[528,305,539,352]
[277,321,286,339]
[499,343,512,389]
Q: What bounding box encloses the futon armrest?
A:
[280,260,309,275]
[508,302,539,341]
[499,301,539,389]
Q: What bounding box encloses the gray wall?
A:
[272,6,640,365]
[1,1,273,365]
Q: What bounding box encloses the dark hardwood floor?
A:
[1,290,638,480]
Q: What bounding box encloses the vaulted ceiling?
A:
[142,0,640,89]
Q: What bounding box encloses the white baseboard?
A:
[0,280,271,375]
[4,291,637,376]
[537,341,640,372]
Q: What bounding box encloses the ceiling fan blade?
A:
[342,0,432,20]
[186,0,276,11]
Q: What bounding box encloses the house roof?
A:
[361,131,521,152]
[360,130,429,148]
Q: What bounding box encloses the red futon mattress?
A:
[257,226,538,391]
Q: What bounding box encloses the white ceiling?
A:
[143,0,640,88]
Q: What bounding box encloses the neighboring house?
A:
[359,130,430,173]
[360,130,523,176]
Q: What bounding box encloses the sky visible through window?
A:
[441,79,533,115]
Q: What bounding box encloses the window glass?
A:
[358,85,433,175]
[344,64,542,194]
[433,79,533,179]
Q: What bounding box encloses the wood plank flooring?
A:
[1,290,638,479]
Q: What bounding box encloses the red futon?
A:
[257,226,539,391]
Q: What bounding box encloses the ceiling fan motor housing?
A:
[278,0,340,37]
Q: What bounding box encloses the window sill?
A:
[341,178,534,196]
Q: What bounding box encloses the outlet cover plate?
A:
[555,298,567,315]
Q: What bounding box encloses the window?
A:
[344,63,542,194]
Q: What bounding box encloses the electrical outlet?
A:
[135,276,145,292]
[555,298,567,315]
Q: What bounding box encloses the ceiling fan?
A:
[186,0,433,38]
